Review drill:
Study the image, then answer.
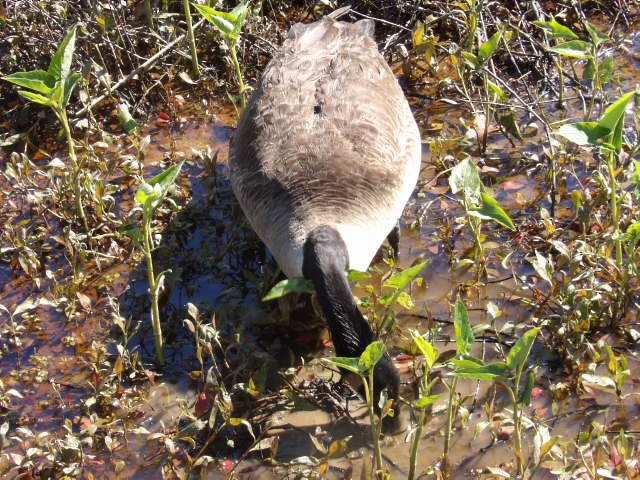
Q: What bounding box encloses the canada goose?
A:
[229,8,421,427]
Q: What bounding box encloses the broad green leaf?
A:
[454,297,474,356]
[461,51,478,69]
[411,332,438,369]
[598,91,637,152]
[477,30,503,65]
[556,122,610,145]
[62,72,81,108]
[533,20,579,40]
[469,192,516,230]
[49,25,78,81]
[506,327,539,371]
[486,79,507,102]
[548,40,591,58]
[415,394,442,408]
[519,370,536,405]
[449,158,482,205]
[2,70,55,94]
[134,182,158,205]
[394,291,414,309]
[347,270,371,282]
[584,22,609,47]
[262,277,313,301]
[450,357,484,369]
[193,3,246,42]
[137,161,184,212]
[625,222,640,247]
[17,90,53,106]
[359,340,384,371]
[383,260,428,290]
[324,356,364,375]
[454,362,509,380]
[599,56,615,85]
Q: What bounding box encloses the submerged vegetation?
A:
[0,1,638,479]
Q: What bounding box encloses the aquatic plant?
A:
[123,162,184,366]
[192,1,250,109]
[3,25,87,230]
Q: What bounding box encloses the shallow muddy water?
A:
[1,12,640,480]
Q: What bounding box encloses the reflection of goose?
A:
[229,8,421,426]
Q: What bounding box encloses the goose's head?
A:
[302,226,402,430]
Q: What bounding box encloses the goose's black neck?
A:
[302,226,374,358]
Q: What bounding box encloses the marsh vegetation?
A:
[0,1,638,479]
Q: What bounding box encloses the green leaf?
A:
[134,182,158,206]
[450,357,484,369]
[598,91,637,153]
[62,72,81,108]
[486,79,507,102]
[454,297,474,356]
[136,161,184,212]
[453,362,509,380]
[584,22,609,47]
[17,90,53,106]
[548,40,591,58]
[469,192,516,230]
[449,158,482,205]
[2,70,55,94]
[49,25,78,81]
[383,260,428,290]
[411,332,438,369]
[497,110,523,141]
[477,30,503,65]
[599,56,615,85]
[262,277,314,301]
[359,340,384,371]
[394,291,414,310]
[192,2,247,43]
[519,370,536,405]
[506,327,539,371]
[556,122,610,145]
[414,394,442,408]
[324,356,365,375]
[347,270,371,282]
[533,20,579,40]
[461,51,478,69]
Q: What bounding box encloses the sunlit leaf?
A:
[598,91,637,153]
[136,161,184,212]
[547,40,591,58]
[49,25,78,81]
[359,340,384,371]
[469,192,516,230]
[506,327,539,372]
[415,394,442,408]
[383,260,428,290]
[449,158,482,205]
[411,332,438,368]
[584,22,609,47]
[556,122,610,146]
[477,30,503,65]
[461,51,478,69]
[453,362,509,380]
[324,356,365,375]
[17,90,53,106]
[2,70,55,94]
[454,297,474,356]
[486,79,507,102]
[533,20,579,40]
[528,251,553,285]
[347,269,371,282]
[262,277,313,301]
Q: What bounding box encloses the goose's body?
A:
[229,10,421,425]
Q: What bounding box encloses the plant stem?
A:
[142,210,165,366]
[364,371,385,478]
[408,407,426,480]
[144,0,154,29]
[607,152,622,267]
[229,45,246,109]
[442,377,458,477]
[183,0,200,78]
[58,109,89,232]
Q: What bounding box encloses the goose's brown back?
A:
[229,14,421,278]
